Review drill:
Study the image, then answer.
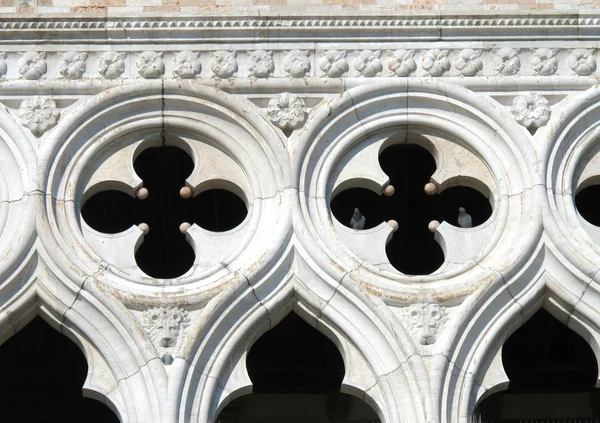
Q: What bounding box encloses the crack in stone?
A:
[0,190,45,205]
[347,90,369,139]
[238,271,272,329]
[568,265,600,326]
[318,260,363,319]
[60,264,109,329]
[116,356,162,386]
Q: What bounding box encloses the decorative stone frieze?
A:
[568,48,597,75]
[18,51,47,80]
[283,50,311,78]
[57,51,87,80]
[493,47,521,75]
[97,51,126,79]
[531,47,559,76]
[353,50,383,77]
[210,50,238,78]
[387,49,417,77]
[136,51,165,79]
[0,48,597,81]
[453,48,483,76]
[248,50,274,78]
[421,49,450,76]
[173,51,202,79]
[318,49,349,77]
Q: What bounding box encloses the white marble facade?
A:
[1,12,600,423]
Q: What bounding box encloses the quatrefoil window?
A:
[330,135,493,275]
[81,144,247,278]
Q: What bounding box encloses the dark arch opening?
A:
[217,313,380,423]
[475,308,600,422]
[331,143,492,275]
[0,316,119,422]
[576,185,600,226]
[81,145,247,278]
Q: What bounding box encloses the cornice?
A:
[1,12,600,43]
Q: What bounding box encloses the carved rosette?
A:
[453,48,483,76]
[173,51,202,79]
[142,306,190,364]
[421,49,450,77]
[283,50,311,78]
[568,48,596,76]
[248,50,274,78]
[531,48,559,76]
[136,51,165,79]
[18,96,60,137]
[0,52,6,77]
[18,51,47,80]
[318,50,349,77]
[210,50,238,78]
[267,92,307,132]
[493,47,521,76]
[387,49,416,77]
[97,51,126,79]
[57,51,88,80]
[511,92,551,131]
[353,50,383,77]
[400,304,448,348]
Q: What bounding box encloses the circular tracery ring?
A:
[39,81,291,301]
[294,80,540,299]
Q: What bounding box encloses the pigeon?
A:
[350,208,366,230]
[457,207,473,228]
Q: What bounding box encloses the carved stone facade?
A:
[1,11,600,423]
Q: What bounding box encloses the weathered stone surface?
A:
[0,10,599,423]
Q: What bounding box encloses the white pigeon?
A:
[457,207,473,228]
[350,208,366,230]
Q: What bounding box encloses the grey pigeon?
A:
[457,207,473,228]
[350,208,365,230]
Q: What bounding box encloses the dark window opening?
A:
[475,309,600,422]
[330,143,492,275]
[217,313,380,423]
[0,316,119,422]
[247,312,344,394]
[81,145,247,278]
[576,185,600,226]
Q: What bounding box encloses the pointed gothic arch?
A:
[0,273,173,423]
[474,307,600,421]
[179,261,431,423]
[216,310,380,423]
[437,244,600,423]
[0,314,119,421]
